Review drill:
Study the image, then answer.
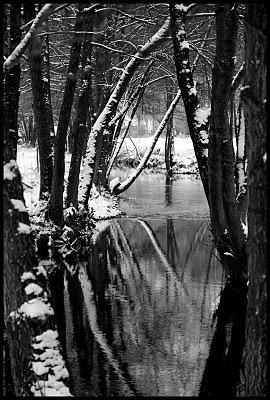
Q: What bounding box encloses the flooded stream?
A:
[54,170,224,396]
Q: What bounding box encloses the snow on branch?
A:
[4,4,59,75]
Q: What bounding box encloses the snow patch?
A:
[32,361,49,376]
[33,330,59,350]
[36,265,47,278]
[11,199,27,212]
[19,298,54,319]
[195,107,210,127]
[17,222,31,234]
[263,153,267,163]
[175,4,187,12]
[21,271,36,282]
[25,283,43,296]
[180,40,189,50]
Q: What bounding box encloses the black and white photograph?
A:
[3,2,266,397]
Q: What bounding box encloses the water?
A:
[56,170,224,396]
[112,167,209,219]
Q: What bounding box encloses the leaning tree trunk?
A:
[170,4,210,199]
[241,3,267,396]
[27,5,53,201]
[111,90,182,195]
[78,17,171,208]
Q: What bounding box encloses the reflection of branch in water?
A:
[78,266,138,396]
[199,279,247,397]
[136,219,202,314]
[180,221,209,281]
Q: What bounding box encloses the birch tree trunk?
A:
[241,3,267,395]
[78,17,171,208]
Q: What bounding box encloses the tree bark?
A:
[208,4,245,265]
[3,3,21,160]
[65,13,94,208]
[27,5,53,201]
[4,9,70,394]
[170,4,209,199]
[241,3,267,396]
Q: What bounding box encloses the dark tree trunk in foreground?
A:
[4,8,70,395]
[208,4,245,268]
[242,3,267,396]
[27,5,53,201]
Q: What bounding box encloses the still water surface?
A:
[59,170,224,396]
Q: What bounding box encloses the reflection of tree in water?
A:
[55,218,223,396]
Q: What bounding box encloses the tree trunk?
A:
[4,9,70,394]
[3,3,21,160]
[170,4,209,199]
[78,17,171,208]
[48,5,88,225]
[208,4,245,265]
[65,14,94,208]
[165,80,174,177]
[241,3,267,396]
[27,5,53,201]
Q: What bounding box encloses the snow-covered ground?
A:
[17,137,196,219]
[119,136,195,160]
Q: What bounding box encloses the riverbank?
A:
[17,137,198,219]
[115,136,199,174]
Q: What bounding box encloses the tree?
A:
[4,5,70,395]
[241,3,267,395]
[26,4,54,201]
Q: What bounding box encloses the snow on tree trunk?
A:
[3,3,59,75]
[4,15,71,394]
[165,80,175,177]
[170,4,209,199]
[111,90,181,195]
[65,14,94,209]
[242,3,267,396]
[78,17,171,208]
